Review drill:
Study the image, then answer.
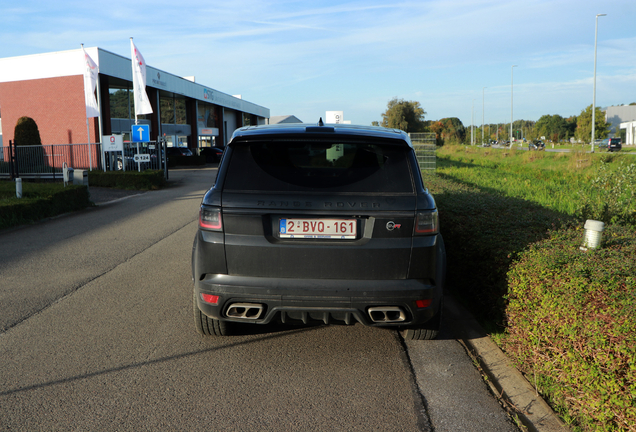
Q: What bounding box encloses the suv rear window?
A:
[224,140,414,193]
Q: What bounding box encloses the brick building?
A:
[0,47,269,152]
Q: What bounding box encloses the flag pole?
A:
[82,44,93,170]
[131,37,138,126]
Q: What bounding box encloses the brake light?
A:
[415,210,438,234]
[416,299,432,309]
[199,207,222,230]
[201,294,220,305]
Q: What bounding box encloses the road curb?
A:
[444,295,570,432]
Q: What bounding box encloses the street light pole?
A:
[471,99,474,145]
[482,87,486,145]
[591,13,606,153]
[510,65,517,147]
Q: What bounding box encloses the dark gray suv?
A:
[192,121,446,340]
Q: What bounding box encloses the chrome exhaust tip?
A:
[368,306,406,323]
[226,303,264,320]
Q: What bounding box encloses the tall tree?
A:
[575,104,610,142]
[535,114,568,142]
[380,98,427,132]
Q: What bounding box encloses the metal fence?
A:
[1,143,102,179]
[103,141,164,172]
[1,141,165,179]
[409,132,437,171]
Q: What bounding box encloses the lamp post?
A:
[591,13,606,153]
[482,87,486,145]
[471,99,474,145]
[510,65,517,147]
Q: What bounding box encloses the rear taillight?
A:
[416,299,432,309]
[201,294,220,305]
[199,207,222,230]
[414,210,438,235]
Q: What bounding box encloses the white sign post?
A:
[103,134,124,152]
[102,135,124,171]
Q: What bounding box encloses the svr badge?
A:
[386,221,402,231]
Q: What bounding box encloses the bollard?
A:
[16,178,22,198]
[581,219,605,250]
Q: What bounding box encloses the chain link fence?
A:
[409,132,437,172]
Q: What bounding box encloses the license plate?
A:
[279,218,357,239]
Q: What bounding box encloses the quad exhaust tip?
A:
[226,303,264,320]
[368,306,406,323]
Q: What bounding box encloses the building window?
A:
[198,104,219,128]
[175,98,186,124]
[160,96,174,124]
[160,95,187,125]
[109,86,148,120]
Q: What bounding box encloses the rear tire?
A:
[193,292,231,336]
[400,300,443,341]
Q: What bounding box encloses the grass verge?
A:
[1,170,167,230]
[427,145,636,430]
[0,181,91,230]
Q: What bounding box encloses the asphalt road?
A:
[0,167,518,431]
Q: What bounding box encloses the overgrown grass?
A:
[436,145,636,224]
[423,172,576,325]
[426,145,636,430]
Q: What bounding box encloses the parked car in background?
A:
[598,138,622,152]
[199,147,224,163]
[167,146,193,157]
[529,140,545,151]
[192,120,446,340]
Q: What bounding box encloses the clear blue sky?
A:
[2,0,635,127]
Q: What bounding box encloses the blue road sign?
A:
[131,124,150,142]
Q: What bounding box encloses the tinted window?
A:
[224,140,414,193]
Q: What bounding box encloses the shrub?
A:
[0,183,91,229]
[504,226,636,430]
[13,116,42,146]
[87,170,166,190]
[13,116,47,174]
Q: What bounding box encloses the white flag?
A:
[130,38,153,116]
[82,46,100,118]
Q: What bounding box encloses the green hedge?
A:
[87,170,166,190]
[167,155,206,167]
[0,184,91,230]
[504,226,636,430]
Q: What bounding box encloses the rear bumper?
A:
[194,275,441,327]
